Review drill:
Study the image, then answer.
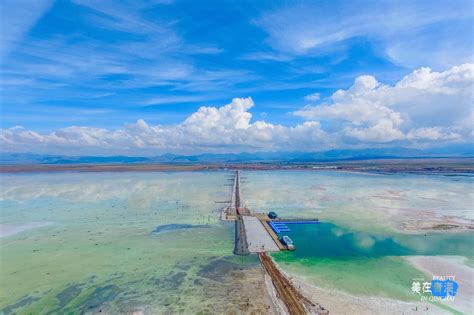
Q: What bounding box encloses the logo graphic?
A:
[431,279,458,298]
[411,275,458,302]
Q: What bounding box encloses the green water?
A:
[271,222,473,301]
[274,222,473,258]
[1,171,265,314]
[243,170,473,305]
[1,170,473,313]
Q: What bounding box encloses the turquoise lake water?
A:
[273,222,473,258]
[1,170,473,313]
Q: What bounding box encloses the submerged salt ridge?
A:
[0,170,473,313]
[243,170,474,233]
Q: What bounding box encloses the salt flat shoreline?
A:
[1,159,473,174]
[291,275,447,315]
[407,256,474,314]
[286,258,473,315]
[269,256,446,315]
[0,222,52,238]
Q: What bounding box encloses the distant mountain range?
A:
[1,145,473,165]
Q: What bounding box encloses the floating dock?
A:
[268,220,320,234]
[269,221,290,233]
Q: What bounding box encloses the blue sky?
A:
[0,0,473,155]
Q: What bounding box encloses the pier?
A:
[222,171,328,314]
[232,170,250,255]
[242,216,279,252]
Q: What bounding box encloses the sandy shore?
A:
[263,272,288,315]
[1,159,472,174]
[290,274,447,315]
[267,257,444,315]
[407,256,474,314]
[0,222,51,238]
[282,255,474,315]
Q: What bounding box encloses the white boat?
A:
[281,235,295,250]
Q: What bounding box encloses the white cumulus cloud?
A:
[0,97,327,154]
[295,63,474,143]
[1,64,472,155]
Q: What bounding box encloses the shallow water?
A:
[1,170,473,312]
[273,222,473,258]
[243,170,473,233]
[244,170,474,302]
[0,171,272,314]
[271,222,473,300]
